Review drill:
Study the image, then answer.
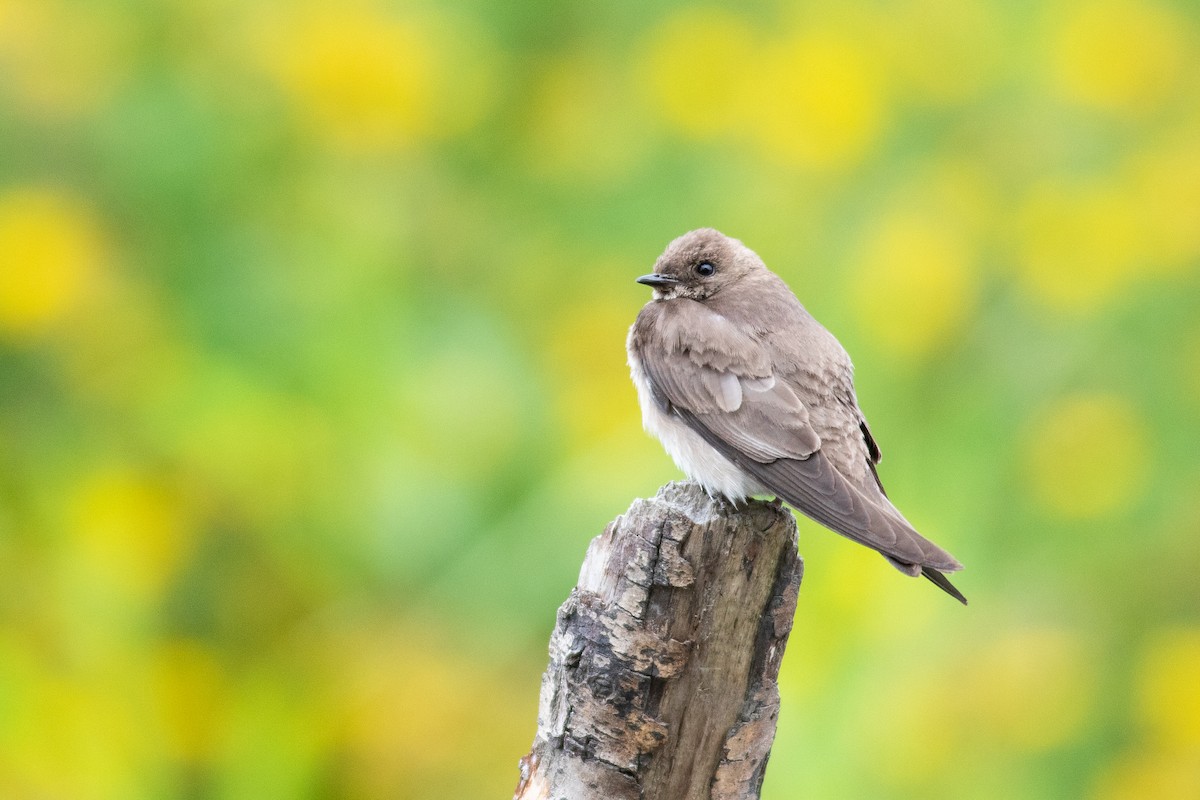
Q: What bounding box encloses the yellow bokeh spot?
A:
[0,630,145,798]
[337,633,461,775]
[876,627,1094,788]
[1024,394,1150,520]
[958,628,1094,750]
[1136,628,1200,747]
[641,8,759,139]
[70,467,195,599]
[1129,132,1200,274]
[1091,749,1200,800]
[3,673,142,798]
[331,625,532,797]
[751,32,886,169]
[808,534,887,616]
[544,289,637,447]
[263,8,434,148]
[257,4,496,151]
[1051,0,1186,114]
[1014,180,1144,312]
[51,281,187,410]
[152,640,229,762]
[851,210,976,357]
[0,187,105,338]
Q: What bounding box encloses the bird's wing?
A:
[634,301,961,573]
[836,392,887,495]
[674,406,960,572]
[636,301,820,460]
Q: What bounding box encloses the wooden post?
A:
[515,481,803,800]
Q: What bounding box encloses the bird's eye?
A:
[695,262,715,277]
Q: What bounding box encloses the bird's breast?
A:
[627,349,765,501]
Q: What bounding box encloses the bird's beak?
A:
[636,273,680,287]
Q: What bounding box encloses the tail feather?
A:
[884,556,968,604]
[921,567,968,605]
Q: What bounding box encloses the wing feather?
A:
[631,300,963,576]
[674,407,961,571]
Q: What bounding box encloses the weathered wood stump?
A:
[515,481,803,800]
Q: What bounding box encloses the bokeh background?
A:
[2,0,1199,797]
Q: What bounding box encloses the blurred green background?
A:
[2,0,1199,797]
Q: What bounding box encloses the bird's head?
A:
[637,228,762,301]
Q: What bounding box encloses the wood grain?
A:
[515,482,803,800]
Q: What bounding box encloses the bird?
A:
[627,228,966,604]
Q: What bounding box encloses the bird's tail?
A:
[921,567,968,605]
[883,556,967,605]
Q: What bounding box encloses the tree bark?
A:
[514,481,803,800]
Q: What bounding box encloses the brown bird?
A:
[627,228,966,604]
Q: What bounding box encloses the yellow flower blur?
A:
[1051,0,1186,115]
[641,8,758,140]
[152,640,230,762]
[641,16,887,170]
[1014,179,1145,312]
[70,468,195,600]
[1024,394,1150,519]
[752,32,886,169]
[1136,628,1200,747]
[257,4,495,151]
[0,187,105,338]
[851,209,977,358]
[1092,749,1200,800]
